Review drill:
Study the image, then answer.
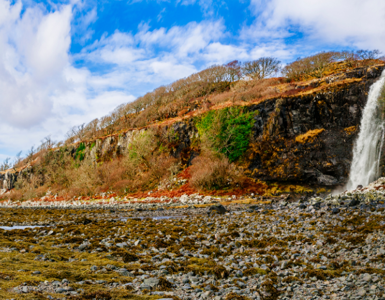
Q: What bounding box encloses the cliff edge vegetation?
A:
[1,50,385,201]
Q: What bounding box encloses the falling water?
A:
[347,70,385,190]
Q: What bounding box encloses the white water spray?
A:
[347,70,385,190]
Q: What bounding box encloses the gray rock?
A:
[208,205,227,215]
[363,274,372,282]
[143,277,160,288]
[182,283,192,289]
[348,198,360,207]
[357,288,366,296]
[56,288,65,293]
[332,208,340,214]
[317,173,338,186]
[140,284,151,290]
[116,242,127,248]
[96,280,106,284]
[78,243,88,250]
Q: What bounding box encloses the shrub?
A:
[196,107,256,162]
[3,128,180,199]
[189,152,245,190]
[74,142,86,161]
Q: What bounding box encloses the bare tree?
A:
[64,123,87,144]
[75,123,86,141]
[283,51,342,80]
[0,158,11,171]
[242,57,281,80]
[225,60,242,82]
[356,49,380,60]
[38,136,55,151]
[27,146,35,162]
[340,51,358,67]
[11,151,23,170]
[84,118,100,140]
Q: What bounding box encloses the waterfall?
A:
[347,70,385,190]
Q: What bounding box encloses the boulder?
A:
[143,277,160,289]
[332,208,340,214]
[180,194,189,204]
[348,198,360,207]
[208,204,227,215]
[249,205,259,211]
[317,173,338,186]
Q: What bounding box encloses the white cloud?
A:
[248,0,385,51]
[0,2,72,129]
[136,21,225,56]
[79,20,228,91]
[1,0,300,160]
[1,0,330,159]
[0,0,138,157]
[73,7,97,44]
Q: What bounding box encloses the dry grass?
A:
[3,129,179,200]
[210,77,287,106]
[189,152,245,191]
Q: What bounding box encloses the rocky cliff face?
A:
[0,171,17,191]
[2,64,385,192]
[246,64,385,186]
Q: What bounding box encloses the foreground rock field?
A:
[0,188,385,300]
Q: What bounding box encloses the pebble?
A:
[3,179,385,300]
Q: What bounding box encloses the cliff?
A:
[2,63,385,195]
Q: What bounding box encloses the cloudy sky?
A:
[1,0,385,161]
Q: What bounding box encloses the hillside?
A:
[1,52,385,201]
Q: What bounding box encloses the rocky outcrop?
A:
[2,64,385,191]
[245,64,385,186]
[0,171,17,190]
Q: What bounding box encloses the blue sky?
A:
[1,0,385,161]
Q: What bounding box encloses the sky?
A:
[1,0,385,161]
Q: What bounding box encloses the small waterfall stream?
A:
[347,70,385,190]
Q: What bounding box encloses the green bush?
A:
[196,107,256,162]
[74,143,86,161]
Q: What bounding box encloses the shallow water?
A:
[121,215,186,221]
[153,215,186,220]
[0,226,45,230]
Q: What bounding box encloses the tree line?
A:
[1,49,382,172]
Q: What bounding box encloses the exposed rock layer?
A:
[2,64,385,191]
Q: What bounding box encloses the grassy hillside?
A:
[1,51,384,201]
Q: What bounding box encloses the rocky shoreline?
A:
[0,181,384,299]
